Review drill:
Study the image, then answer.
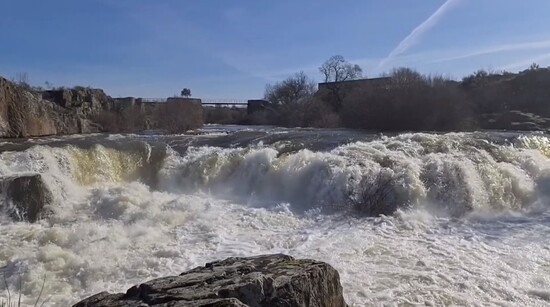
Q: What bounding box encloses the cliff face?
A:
[0,79,8,137]
[42,87,112,118]
[1,77,72,137]
[0,76,204,138]
[0,77,110,138]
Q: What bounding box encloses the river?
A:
[1,125,550,306]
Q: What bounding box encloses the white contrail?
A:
[501,52,550,71]
[377,0,462,70]
[430,39,550,63]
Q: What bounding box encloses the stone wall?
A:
[112,97,137,111]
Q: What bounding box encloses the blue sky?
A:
[1,0,550,99]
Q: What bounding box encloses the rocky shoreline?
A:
[0,76,203,138]
[73,254,347,307]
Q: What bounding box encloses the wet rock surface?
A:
[73,254,347,307]
[1,174,53,222]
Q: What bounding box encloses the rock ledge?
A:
[73,254,347,307]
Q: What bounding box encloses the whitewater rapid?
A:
[1,127,550,306]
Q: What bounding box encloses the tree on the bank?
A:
[181,88,191,98]
[263,71,336,127]
[529,62,540,71]
[264,71,316,105]
[318,55,363,111]
[319,55,362,83]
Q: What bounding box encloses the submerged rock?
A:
[74,254,347,307]
[1,174,53,222]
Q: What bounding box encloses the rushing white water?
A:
[1,129,550,306]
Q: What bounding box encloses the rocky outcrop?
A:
[0,76,204,137]
[482,110,550,131]
[0,174,53,222]
[0,77,103,137]
[42,86,112,118]
[74,254,347,307]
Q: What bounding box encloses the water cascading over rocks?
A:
[2,129,550,305]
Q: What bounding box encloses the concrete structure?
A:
[166,97,202,105]
[247,99,271,115]
[202,99,247,108]
[112,97,137,111]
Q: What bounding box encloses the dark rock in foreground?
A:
[74,254,347,307]
[1,174,53,222]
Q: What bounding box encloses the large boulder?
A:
[1,174,53,222]
[73,254,347,307]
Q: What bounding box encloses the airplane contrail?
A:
[429,39,550,64]
[501,52,550,71]
[377,0,462,70]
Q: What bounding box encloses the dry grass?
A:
[1,274,47,307]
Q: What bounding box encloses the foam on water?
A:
[0,132,550,305]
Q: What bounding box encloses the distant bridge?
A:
[135,98,249,108]
[202,99,248,108]
[139,98,167,103]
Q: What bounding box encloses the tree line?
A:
[245,55,550,131]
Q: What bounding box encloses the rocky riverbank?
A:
[0,77,103,138]
[73,254,347,307]
[0,76,203,138]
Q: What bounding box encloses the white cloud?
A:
[377,0,462,70]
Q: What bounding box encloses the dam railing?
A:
[136,98,248,108]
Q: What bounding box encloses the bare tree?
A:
[318,55,363,111]
[529,62,540,71]
[319,55,362,83]
[264,71,316,105]
[389,67,424,88]
[261,70,349,128]
[11,72,31,90]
